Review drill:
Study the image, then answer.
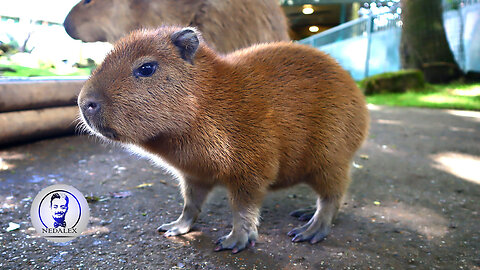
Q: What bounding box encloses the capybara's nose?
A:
[63,16,79,40]
[82,99,101,116]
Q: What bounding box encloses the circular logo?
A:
[30,184,90,242]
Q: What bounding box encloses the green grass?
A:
[366,82,480,111]
[0,64,91,77]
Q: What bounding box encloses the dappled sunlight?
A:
[358,202,448,239]
[419,95,457,104]
[0,151,26,160]
[162,231,225,253]
[25,227,41,238]
[367,104,383,111]
[0,195,19,211]
[376,119,403,126]
[430,152,480,184]
[81,225,111,236]
[0,151,27,171]
[81,216,111,236]
[451,88,480,96]
[165,231,205,246]
[448,126,476,133]
[0,158,14,171]
[445,110,480,122]
[449,85,480,96]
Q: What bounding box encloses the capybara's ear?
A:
[170,27,200,65]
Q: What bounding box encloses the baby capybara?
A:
[77,26,369,253]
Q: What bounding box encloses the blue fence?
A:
[443,1,480,72]
[300,1,480,80]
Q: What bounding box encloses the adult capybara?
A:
[63,0,290,53]
[77,26,369,253]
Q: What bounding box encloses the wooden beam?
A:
[0,106,79,147]
[0,78,85,112]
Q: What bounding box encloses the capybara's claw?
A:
[214,232,255,253]
[157,220,192,236]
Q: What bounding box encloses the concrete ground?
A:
[1,105,479,269]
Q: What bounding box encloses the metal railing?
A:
[300,16,370,48]
[299,12,401,80]
[299,0,480,80]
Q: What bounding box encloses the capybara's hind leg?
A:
[287,195,341,243]
[215,181,265,253]
[288,166,350,243]
[290,206,316,221]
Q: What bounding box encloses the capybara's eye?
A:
[84,0,91,4]
[134,62,158,78]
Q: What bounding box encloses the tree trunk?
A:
[400,0,462,83]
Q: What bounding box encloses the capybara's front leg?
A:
[158,178,212,237]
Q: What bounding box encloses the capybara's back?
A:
[64,0,290,53]
[224,43,369,191]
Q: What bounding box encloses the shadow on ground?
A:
[1,105,479,269]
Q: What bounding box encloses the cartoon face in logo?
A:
[31,184,90,242]
[50,193,69,228]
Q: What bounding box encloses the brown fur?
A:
[64,0,290,53]
[77,26,369,253]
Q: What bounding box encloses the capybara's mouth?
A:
[90,121,118,140]
[80,112,118,140]
[97,126,118,140]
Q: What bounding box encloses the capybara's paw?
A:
[288,225,330,244]
[289,207,315,221]
[287,216,331,244]
[214,230,256,254]
[157,220,192,237]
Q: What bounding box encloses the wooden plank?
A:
[0,79,85,112]
[0,106,79,147]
